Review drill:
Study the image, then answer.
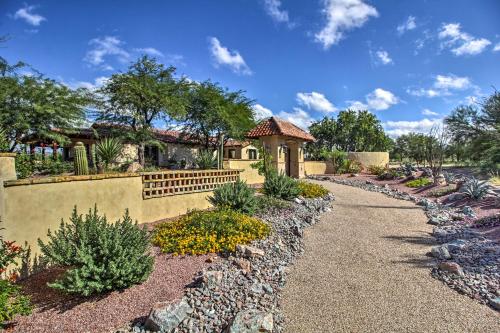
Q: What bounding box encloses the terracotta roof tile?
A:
[246,117,315,142]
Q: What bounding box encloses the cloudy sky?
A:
[2,0,500,136]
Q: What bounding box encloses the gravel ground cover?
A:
[310,175,500,313]
[8,248,211,333]
[123,193,335,333]
[282,180,500,333]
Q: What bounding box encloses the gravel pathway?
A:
[282,181,500,333]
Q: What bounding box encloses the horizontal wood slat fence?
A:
[142,169,241,199]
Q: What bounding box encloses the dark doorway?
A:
[285,147,291,176]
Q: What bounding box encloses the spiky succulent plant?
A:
[209,180,257,215]
[459,177,496,200]
[442,171,457,184]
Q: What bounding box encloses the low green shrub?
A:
[38,206,153,296]
[255,195,291,211]
[342,159,362,174]
[367,165,386,176]
[152,210,270,255]
[263,171,300,200]
[0,279,32,325]
[406,177,432,188]
[427,185,456,197]
[297,181,329,198]
[208,180,257,215]
[377,169,403,180]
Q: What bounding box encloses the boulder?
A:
[489,298,500,311]
[445,192,466,202]
[144,298,192,332]
[126,161,143,173]
[438,262,464,276]
[431,245,451,259]
[202,270,223,289]
[445,239,467,252]
[226,309,273,333]
[435,174,447,186]
[236,245,265,258]
[233,258,251,272]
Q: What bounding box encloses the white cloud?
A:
[422,109,439,116]
[209,37,252,75]
[366,88,399,110]
[346,100,368,111]
[263,0,290,25]
[296,92,337,113]
[64,76,109,91]
[84,36,130,69]
[315,0,378,49]
[14,5,46,26]
[277,108,315,130]
[397,16,416,35]
[384,118,443,137]
[434,74,470,90]
[133,47,164,57]
[407,74,472,98]
[252,104,273,120]
[494,43,500,52]
[375,49,393,65]
[438,23,491,56]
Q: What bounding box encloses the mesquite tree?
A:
[425,126,449,184]
[95,56,189,167]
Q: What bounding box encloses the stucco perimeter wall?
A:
[348,152,389,168]
[224,159,265,184]
[304,161,335,175]
[1,174,215,256]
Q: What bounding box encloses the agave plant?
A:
[459,177,496,200]
[196,150,217,169]
[95,137,123,171]
[399,162,416,176]
[208,180,257,215]
[442,171,457,184]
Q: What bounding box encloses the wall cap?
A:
[0,153,17,158]
[4,172,141,187]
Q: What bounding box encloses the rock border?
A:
[125,193,335,333]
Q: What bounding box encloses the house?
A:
[246,117,315,178]
[223,140,259,160]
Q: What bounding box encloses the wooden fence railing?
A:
[141,169,241,199]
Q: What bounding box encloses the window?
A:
[229,149,236,159]
[248,149,257,160]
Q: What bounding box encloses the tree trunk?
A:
[138,144,145,167]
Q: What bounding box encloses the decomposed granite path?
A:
[282,180,500,333]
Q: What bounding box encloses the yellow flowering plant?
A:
[297,181,329,198]
[152,210,271,255]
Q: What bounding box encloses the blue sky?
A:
[2,0,500,136]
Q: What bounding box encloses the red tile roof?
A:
[224,139,252,147]
[246,117,315,142]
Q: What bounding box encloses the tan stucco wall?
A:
[348,152,389,168]
[224,159,265,184]
[304,161,335,175]
[1,172,217,257]
[258,136,305,178]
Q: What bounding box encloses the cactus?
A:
[73,142,89,175]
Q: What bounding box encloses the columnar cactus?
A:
[73,142,89,175]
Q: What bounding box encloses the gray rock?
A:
[445,239,467,252]
[438,262,465,277]
[489,297,500,310]
[202,271,223,289]
[226,309,273,333]
[145,299,192,332]
[236,244,265,258]
[431,245,451,259]
[461,205,476,218]
[445,192,466,202]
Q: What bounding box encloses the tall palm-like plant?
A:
[95,137,123,171]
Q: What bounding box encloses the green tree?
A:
[0,60,88,152]
[95,56,189,167]
[181,81,255,150]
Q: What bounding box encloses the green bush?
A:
[208,180,257,215]
[196,150,217,169]
[406,177,432,188]
[297,181,329,198]
[377,169,404,180]
[330,150,347,174]
[0,279,32,325]
[95,137,123,171]
[255,195,291,211]
[367,165,386,176]
[153,210,270,255]
[38,206,153,296]
[263,170,300,200]
[341,159,362,174]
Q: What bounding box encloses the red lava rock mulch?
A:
[8,248,212,333]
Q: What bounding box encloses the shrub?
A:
[38,206,153,296]
[367,165,386,176]
[95,137,123,171]
[297,181,329,198]
[427,185,456,197]
[263,170,300,200]
[399,162,416,176]
[459,177,495,200]
[377,169,403,180]
[0,127,9,152]
[14,152,34,179]
[330,150,347,174]
[406,177,433,188]
[0,223,25,279]
[196,150,217,169]
[342,159,362,174]
[0,279,32,325]
[208,180,257,215]
[255,195,291,211]
[152,210,270,255]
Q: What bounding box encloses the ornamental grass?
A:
[152,210,270,256]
